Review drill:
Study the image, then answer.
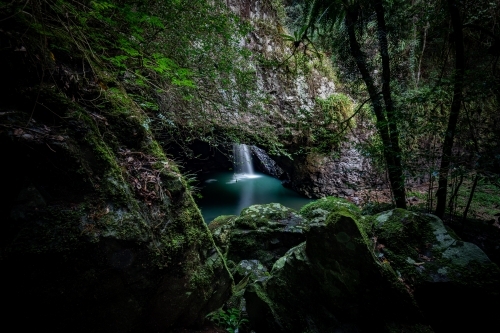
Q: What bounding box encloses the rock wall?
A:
[273,146,378,200]
[0,10,232,333]
[226,0,378,199]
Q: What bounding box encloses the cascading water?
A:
[197,144,312,223]
[232,143,258,179]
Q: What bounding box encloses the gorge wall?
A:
[180,0,381,199]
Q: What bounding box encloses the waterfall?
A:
[233,143,255,176]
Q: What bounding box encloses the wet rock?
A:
[250,145,284,179]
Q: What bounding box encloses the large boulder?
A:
[245,211,428,333]
[209,203,308,268]
[371,209,500,332]
[209,198,500,333]
[226,200,500,332]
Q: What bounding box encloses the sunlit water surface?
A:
[196,171,313,223]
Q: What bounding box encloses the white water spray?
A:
[231,144,259,182]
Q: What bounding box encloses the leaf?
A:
[281,34,296,42]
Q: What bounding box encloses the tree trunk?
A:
[373,0,407,209]
[345,5,407,208]
[435,0,465,218]
[462,174,479,224]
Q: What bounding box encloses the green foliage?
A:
[281,24,309,45]
[295,93,354,154]
[300,196,361,220]
[316,93,354,125]
[206,308,248,333]
[8,0,287,155]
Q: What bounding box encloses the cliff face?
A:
[225,0,378,199]
[0,2,232,332]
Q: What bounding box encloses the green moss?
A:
[99,208,148,241]
[229,231,263,255]
[369,209,500,296]
[315,93,354,125]
[209,215,237,255]
[324,211,371,250]
[300,197,361,223]
[372,209,435,248]
[235,203,297,229]
[210,215,237,229]
[1,1,239,327]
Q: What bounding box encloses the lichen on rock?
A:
[221,200,499,333]
[369,209,500,332]
[217,203,308,268]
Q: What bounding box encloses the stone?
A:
[1,92,232,333]
[233,259,270,284]
[245,212,427,333]
[370,209,500,332]
[241,205,500,332]
[251,145,284,179]
[209,215,238,255]
[226,203,308,268]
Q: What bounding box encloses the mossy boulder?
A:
[211,201,499,332]
[300,196,361,222]
[208,215,238,255]
[371,209,500,332]
[223,203,308,268]
[209,199,363,270]
[233,259,270,284]
[235,203,305,230]
[245,212,428,333]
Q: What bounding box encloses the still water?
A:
[196,171,313,223]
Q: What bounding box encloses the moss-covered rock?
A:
[300,196,361,221]
[209,199,363,270]
[225,203,308,268]
[211,200,499,332]
[370,209,500,332]
[233,259,270,284]
[0,33,232,333]
[244,212,427,333]
[208,215,237,255]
